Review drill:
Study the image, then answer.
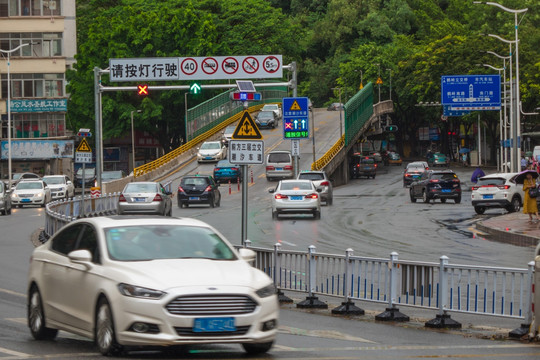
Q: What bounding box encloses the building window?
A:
[13,112,65,138]
[1,73,64,99]
[0,0,61,17]
[0,33,63,57]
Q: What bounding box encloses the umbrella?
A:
[514,169,539,184]
[459,148,470,154]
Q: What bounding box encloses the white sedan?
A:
[11,179,51,207]
[269,179,322,219]
[197,141,227,163]
[27,217,279,356]
[42,175,75,200]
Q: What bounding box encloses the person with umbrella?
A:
[517,170,540,222]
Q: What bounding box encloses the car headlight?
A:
[256,283,276,298]
[117,283,166,299]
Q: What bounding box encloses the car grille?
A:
[18,193,34,197]
[166,295,257,316]
[174,325,251,336]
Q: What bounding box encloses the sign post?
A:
[75,130,92,217]
[230,84,263,246]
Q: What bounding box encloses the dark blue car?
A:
[213,160,242,184]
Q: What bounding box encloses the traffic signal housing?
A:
[137,84,149,96]
[190,82,201,95]
[385,125,398,132]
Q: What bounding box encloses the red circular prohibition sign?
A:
[181,58,198,75]
[242,57,259,74]
[263,56,280,74]
[222,57,239,75]
[202,57,218,75]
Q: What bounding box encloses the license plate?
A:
[189,196,200,201]
[290,195,303,200]
[193,317,236,333]
[21,198,31,202]
[483,194,494,199]
[276,168,283,171]
[134,197,146,202]
[441,189,451,193]
[205,156,213,160]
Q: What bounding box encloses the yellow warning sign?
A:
[376,77,383,85]
[232,111,263,140]
[76,138,92,152]
[289,100,302,111]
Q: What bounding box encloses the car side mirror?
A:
[238,248,256,264]
[68,249,93,269]
[316,188,322,193]
[268,188,275,193]
[67,180,72,185]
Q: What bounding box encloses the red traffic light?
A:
[137,84,149,96]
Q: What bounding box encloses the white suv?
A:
[471,173,524,214]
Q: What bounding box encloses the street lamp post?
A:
[332,87,343,137]
[386,68,392,101]
[1,42,34,188]
[483,64,504,171]
[476,1,528,172]
[376,63,381,103]
[130,110,141,173]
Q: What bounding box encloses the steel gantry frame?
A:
[93,63,297,189]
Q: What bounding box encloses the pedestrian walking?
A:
[470,166,485,184]
[522,172,540,222]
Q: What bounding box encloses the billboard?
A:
[1,140,74,160]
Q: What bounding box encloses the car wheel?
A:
[242,341,274,355]
[272,211,278,220]
[507,196,520,213]
[422,190,430,203]
[441,199,447,203]
[454,196,461,204]
[96,298,123,356]
[474,206,486,215]
[28,285,58,340]
[409,189,416,203]
[314,210,321,220]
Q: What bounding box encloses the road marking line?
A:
[0,346,31,357]
[0,288,25,297]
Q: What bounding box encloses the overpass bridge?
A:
[100,82,394,193]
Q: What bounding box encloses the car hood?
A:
[14,189,44,195]
[47,184,66,190]
[110,258,267,290]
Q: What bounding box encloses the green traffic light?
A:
[190,83,201,95]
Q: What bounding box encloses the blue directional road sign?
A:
[282,97,309,139]
[441,75,501,111]
[443,105,470,117]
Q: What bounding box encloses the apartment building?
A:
[0,0,76,178]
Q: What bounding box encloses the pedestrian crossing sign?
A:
[232,111,263,140]
[76,138,92,152]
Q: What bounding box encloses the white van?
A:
[265,151,294,181]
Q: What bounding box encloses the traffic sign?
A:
[441,75,501,110]
[76,138,92,152]
[232,111,263,140]
[75,152,92,163]
[110,55,283,81]
[230,92,262,101]
[443,105,471,117]
[229,140,264,164]
[282,97,309,139]
[190,82,201,94]
[137,84,149,95]
[376,77,383,85]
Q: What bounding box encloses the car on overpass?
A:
[197,141,227,163]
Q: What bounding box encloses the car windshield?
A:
[431,173,458,180]
[361,158,375,164]
[280,181,313,190]
[407,167,424,172]
[124,183,157,193]
[258,111,274,119]
[268,153,290,163]
[77,168,96,176]
[298,173,324,181]
[477,178,506,186]
[182,177,208,186]
[201,142,221,150]
[224,126,236,134]
[12,174,22,180]
[105,225,236,261]
[43,177,64,185]
[16,182,43,190]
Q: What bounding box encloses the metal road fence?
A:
[240,241,534,323]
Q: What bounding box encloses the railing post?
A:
[426,255,461,328]
[297,245,327,309]
[510,260,535,338]
[332,248,364,315]
[376,252,409,321]
[274,243,292,303]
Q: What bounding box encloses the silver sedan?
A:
[269,179,322,219]
[117,181,172,216]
